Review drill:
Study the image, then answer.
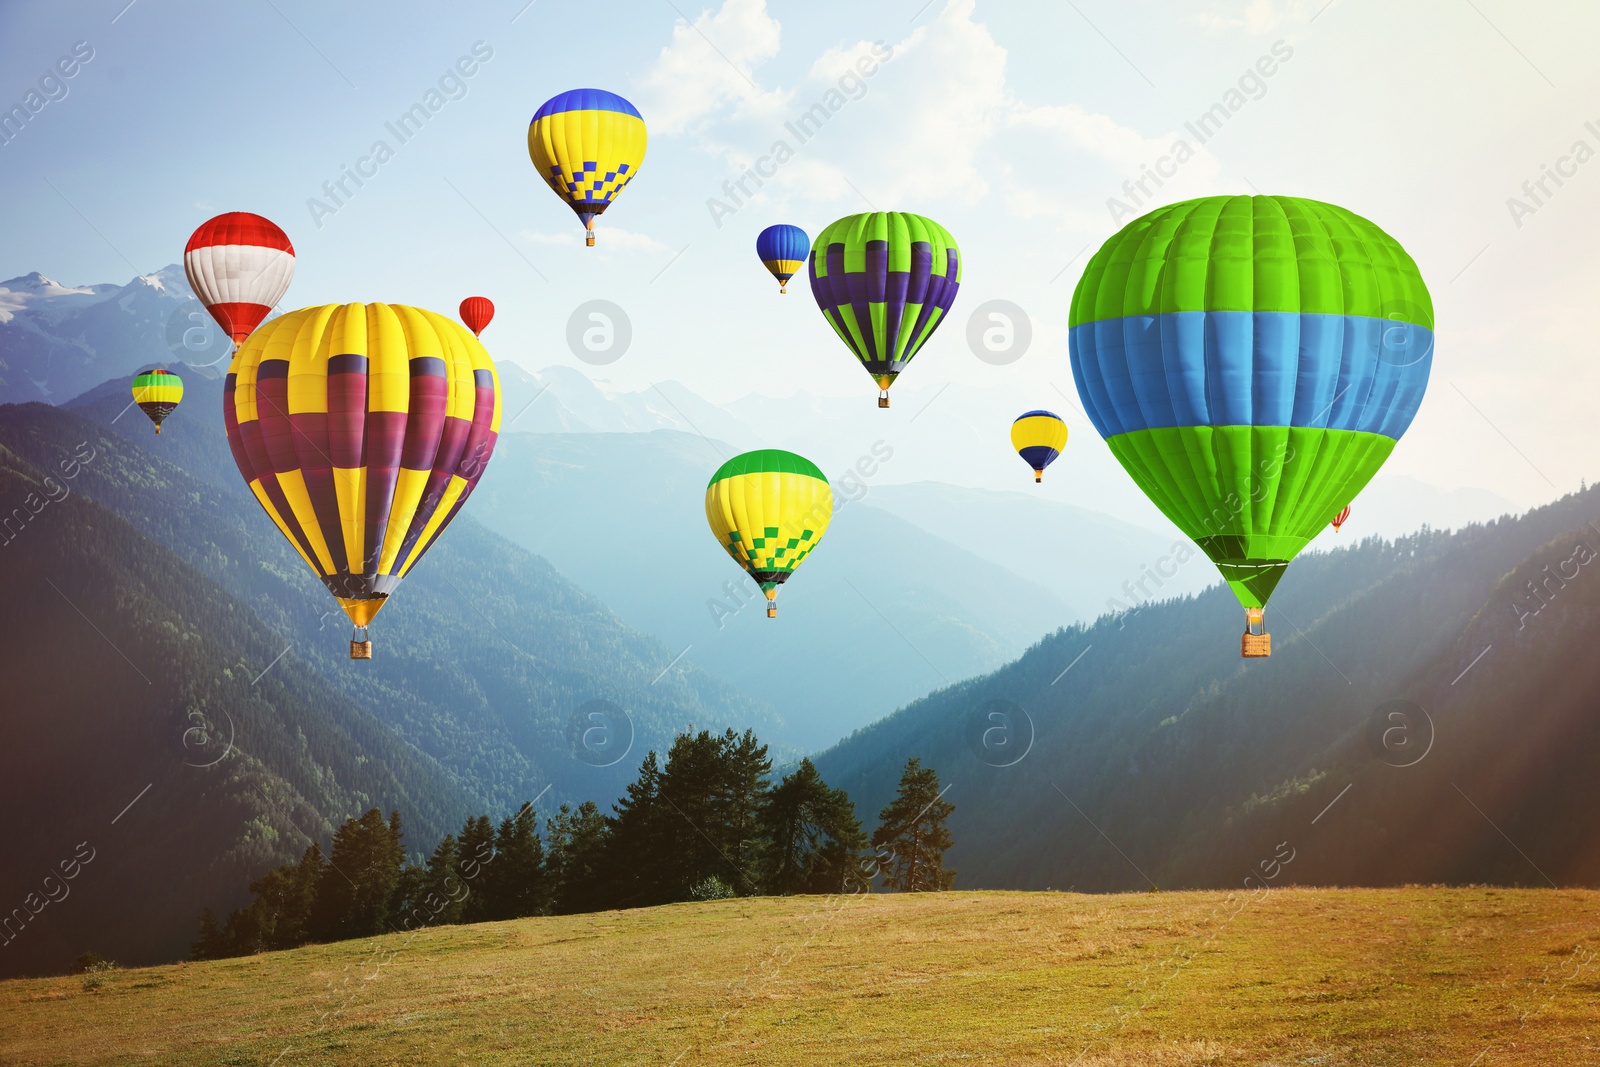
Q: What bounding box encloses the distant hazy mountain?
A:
[814,485,1600,891]
[1337,473,1518,538]
[471,430,1073,751]
[865,481,1214,618]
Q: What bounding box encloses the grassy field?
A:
[2,888,1597,1066]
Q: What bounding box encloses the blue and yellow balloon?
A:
[527,88,647,247]
[756,224,809,293]
[1011,410,1067,483]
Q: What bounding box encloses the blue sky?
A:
[1,0,1596,515]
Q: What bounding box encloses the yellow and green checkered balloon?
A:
[705,450,832,618]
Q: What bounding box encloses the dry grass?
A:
[2,887,1597,1065]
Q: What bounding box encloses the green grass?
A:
[3,888,1597,1065]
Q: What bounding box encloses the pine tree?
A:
[485,802,546,920]
[190,908,228,961]
[420,834,466,927]
[545,801,608,914]
[457,815,497,923]
[599,750,667,908]
[722,729,773,893]
[760,758,866,895]
[389,863,431,932]
[870,758,956,892]
[308,808,406,940]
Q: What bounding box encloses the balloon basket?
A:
[585,234,595,247]
[1241,632,1271,658]
[878,392,890,409]
[1033,470,1042,483]
[350,626,372,660]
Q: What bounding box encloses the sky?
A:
[1,0,1597,518]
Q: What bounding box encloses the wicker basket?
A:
[350,639,373,660]
[1241,632,1272,658]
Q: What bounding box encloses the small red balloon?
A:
[460,296,495,337]
[1332,504,1352,532]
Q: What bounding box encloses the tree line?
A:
[192,729,955,960]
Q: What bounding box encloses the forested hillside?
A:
[816,485,1600,891]
[0,437,472,975]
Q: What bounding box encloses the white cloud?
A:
[656,0,1230,237]
[638,0,789,134]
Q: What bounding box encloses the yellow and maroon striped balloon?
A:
[223,304,500,654]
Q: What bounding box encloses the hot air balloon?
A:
[809,212,961,407]
[460,296,494,337]
[705,449,832,618]
[224,304,501,659]
[1070,195,1432,658]
[1332,505,1352,532]
[183,213,295,347]
[131,368,183,434]
[527,89,647,247]
[1011,410,1067,483]
[756,224,809,294]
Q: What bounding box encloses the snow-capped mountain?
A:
[0,264,218,405]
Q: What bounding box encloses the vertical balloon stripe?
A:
[247,479,320,575]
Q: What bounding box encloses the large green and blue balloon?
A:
[809,211,961,407]
[1070,195,1432,655]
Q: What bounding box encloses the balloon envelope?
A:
[131,368,183,433]
[1070,195,1431,611]
[184,213,295,344]
[756,224,809,293]
[224,304,501,642]
[1011,410,1067,482]
[705,449,832,617]
[808,212,961,404]
[527,88,646,246]
[460,296,494,337]
[1332,505,1352,531]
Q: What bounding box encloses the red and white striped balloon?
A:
[183,213,295,345]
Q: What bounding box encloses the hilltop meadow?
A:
[2,888,1596,1066]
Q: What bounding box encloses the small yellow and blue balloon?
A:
[132,368,183,434]
[756,224,809,294]
[1011,410,1067,483]
[705,449,831,618]
[527,88,647,247]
